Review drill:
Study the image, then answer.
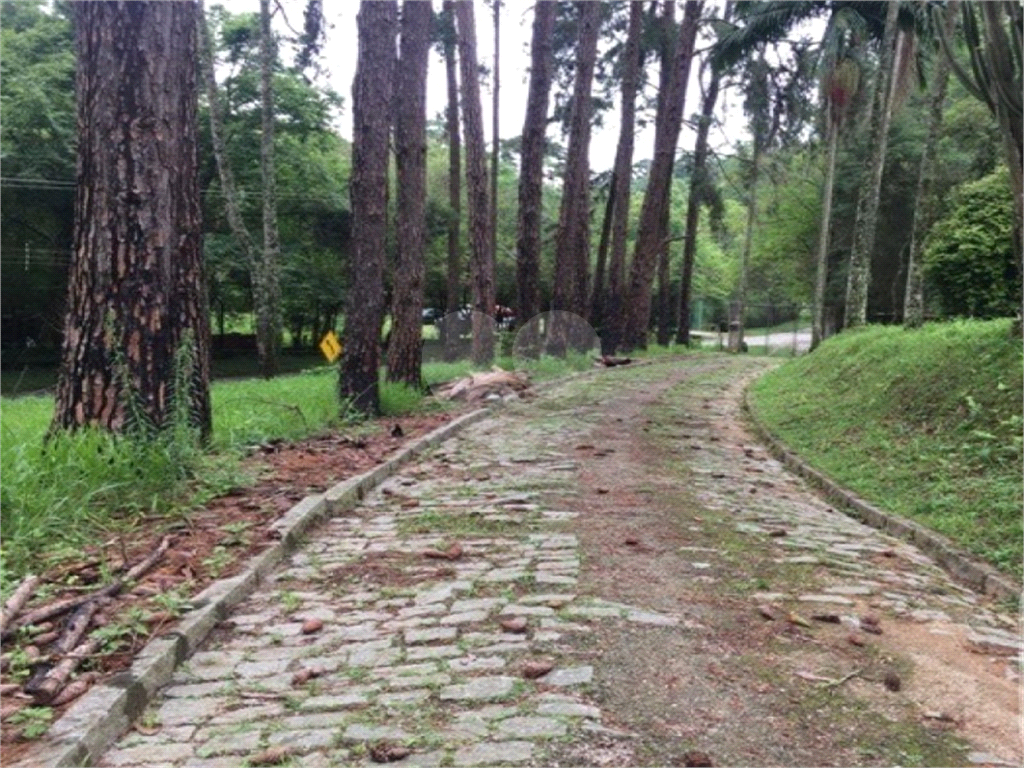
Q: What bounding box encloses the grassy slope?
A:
[747,320,1023,579]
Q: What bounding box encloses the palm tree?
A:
[844,0,900,329]
[811,52,860,349]
[904,0,959,330]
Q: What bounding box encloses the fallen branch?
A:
[4,536,172,639]
[50,601,100,657]
[0,574,40,635]
[26,638,101,704]
[795,668,862,689]
[820,668,862,689]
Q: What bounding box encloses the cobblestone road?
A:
[96,358,1021,768]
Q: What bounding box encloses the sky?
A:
[226,0,758,172]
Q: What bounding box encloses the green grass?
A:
[747,319,1023,579]
[0,352,593,587]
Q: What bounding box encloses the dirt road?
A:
[90,356,1021,767]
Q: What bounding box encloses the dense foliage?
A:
[923,167,1020,319]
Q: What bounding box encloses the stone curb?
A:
[17,407,491,768]
[741,386,1020,605]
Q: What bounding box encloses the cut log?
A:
[26,638,101,704]
[435,368,531,403]
[0,574,40,635]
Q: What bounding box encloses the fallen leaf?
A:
[786,612,812,628]
[400,498,420,509]
[810,613,840,624]
[248,746,293,766]
[499,616,528,633]
[847,633,866,647]
[521,660,555,679]
[391,424,404,437]
[49,675,98,707]
[370,741,413,762]
[756,605,776,621]
[624,537,639,546]
[445,543,463,561]
[422,549,448,559]
[301,618,324,635]
[596,488,610,494]
[291,669,313,686]
[683,750,714,766]
[767,529,788,538]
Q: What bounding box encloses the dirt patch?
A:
[0,409,462,758]
[524,358,1018,766]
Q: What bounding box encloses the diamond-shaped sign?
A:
[319,330,342,363]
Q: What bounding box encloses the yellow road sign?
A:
[319,330,342,363]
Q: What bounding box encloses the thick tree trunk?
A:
[677,63,720,346]
[258,0,281,378]
[844,0,899,329]
[514,0,556,358]
[441,2,462,362]
[342,1,396,414]
[387,1,431,387]
[811,119,839,349]
[548,1,602,357]
[454,1,495,366]
[622,0,701,352]
[53,1,211,440]
[604,0,645,356]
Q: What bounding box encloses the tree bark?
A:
[53,1,211,440]
[547,1,602,357]
[454,1,495,366]
[734,141,760,351]
[903,2,957,329]
[387,2,431,387]
[677,61,720,346]
[342,0,396,414]
[258,0,281,378]
[441,2,462,362]
[603,0,645,355]
[514,0,556,359]
[844,0,899,329]
[655,175,673,346]
[589,178,616,331]
[622,0,701,352]
[811,118,839,349]
[490,0,500,303]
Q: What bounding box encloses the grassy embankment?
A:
[747,319,1023,579]
[0,350,596,584]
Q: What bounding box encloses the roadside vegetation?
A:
[0,349,597,588]
[747,319,1023,579]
